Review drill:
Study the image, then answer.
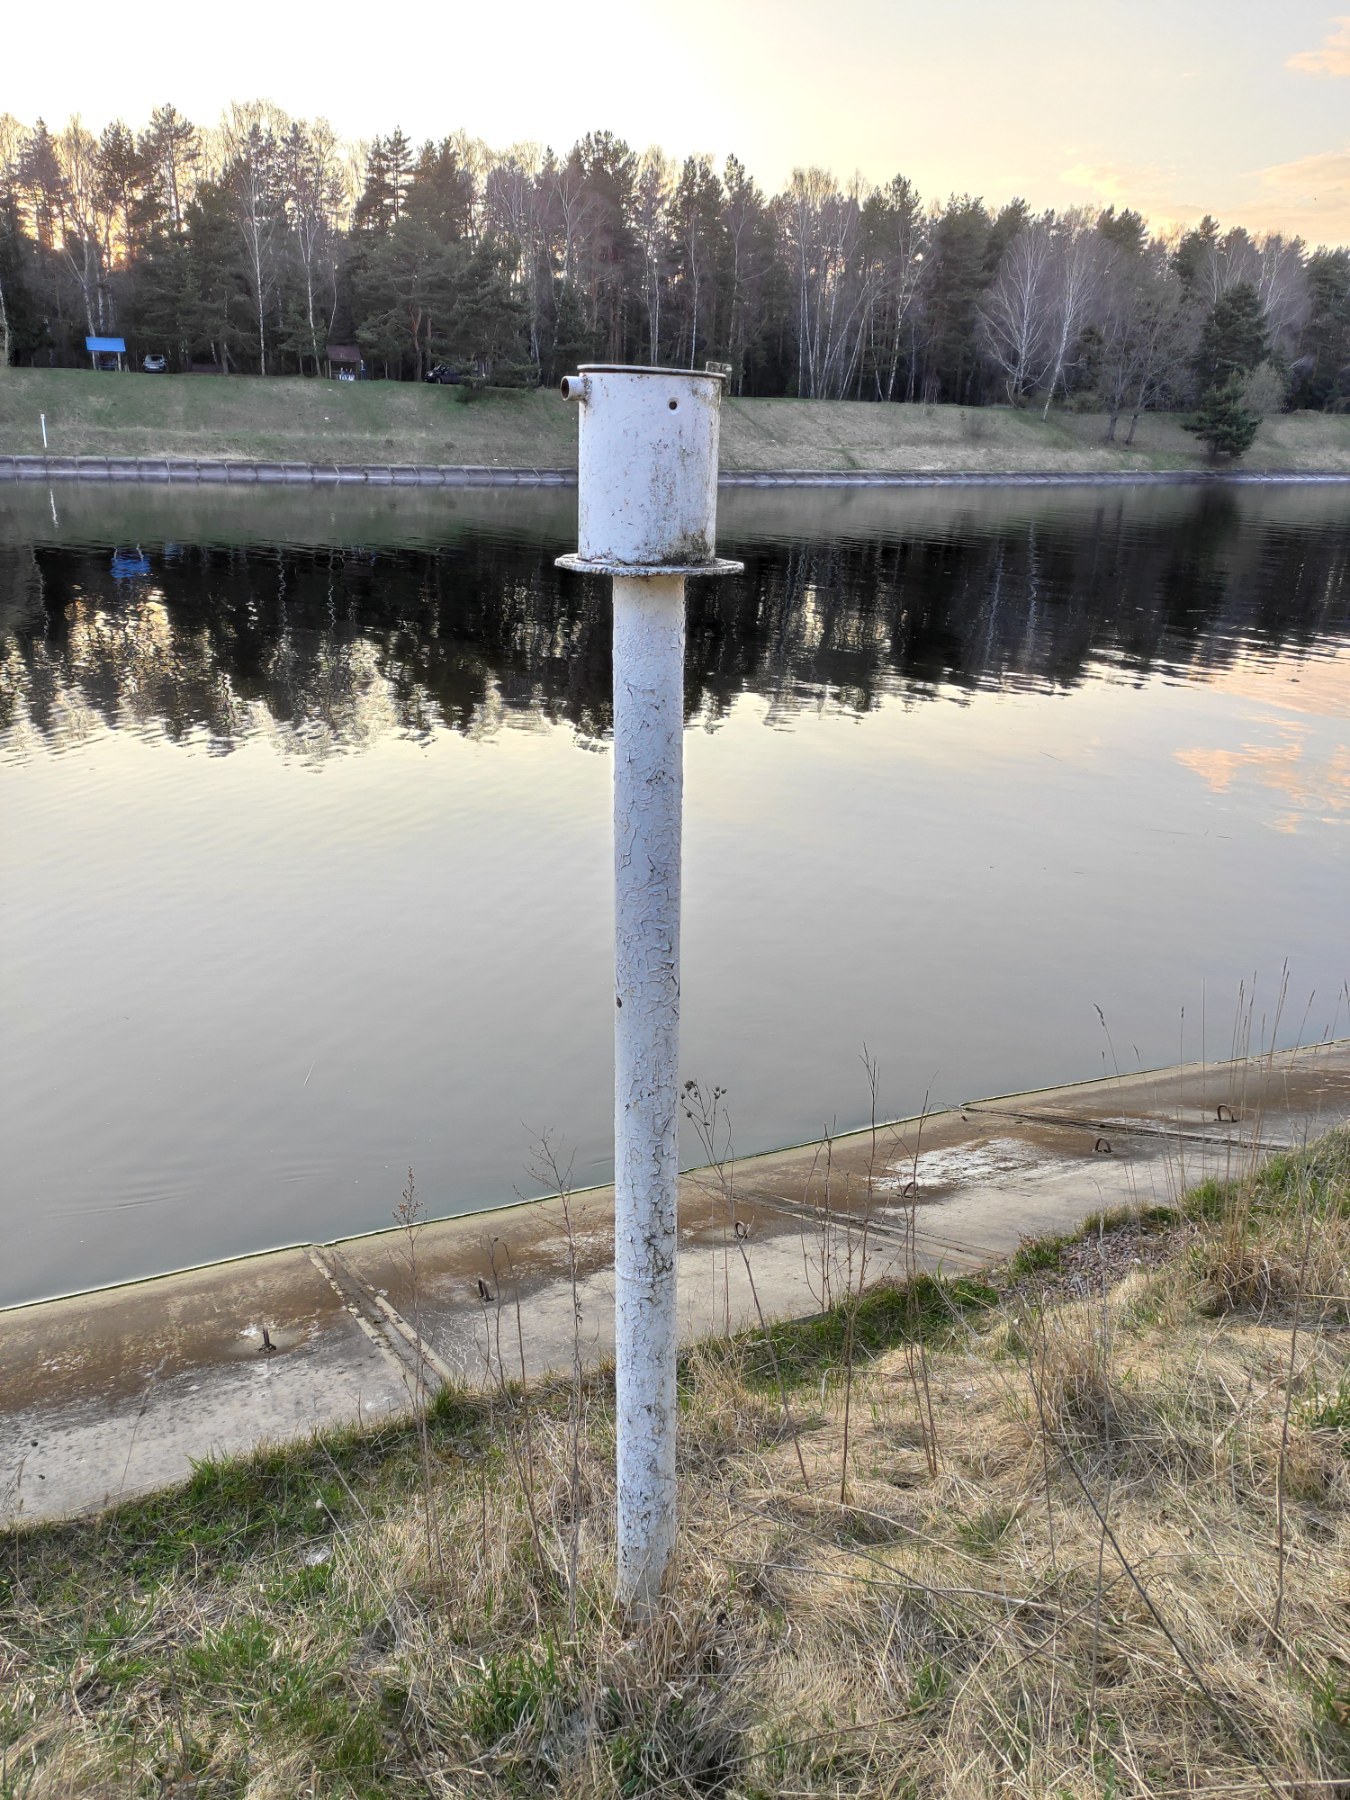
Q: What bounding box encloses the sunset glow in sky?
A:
[5,0,1349,240]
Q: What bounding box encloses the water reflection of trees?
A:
[1,494,1346,756]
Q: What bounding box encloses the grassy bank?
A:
[3,368,1349,475]
[3,1134,1348,1797]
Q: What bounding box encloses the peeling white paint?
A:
[565,365,725,568]
[557,364,739,1615]
[612,572,685,1611]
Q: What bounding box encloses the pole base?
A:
[555,555,743,577]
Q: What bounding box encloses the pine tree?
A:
[405,139,474,243]
[137,105,199,237]
[0,215,43,363]
[922,195,992,402]
[1182,376,1260,458]
[353,130,414,236]
[17,121,70,250]
[547,279,596,384]
[1172,214,1220,293]
[96,122,142,264]
[1096,205,1146,256]
[1194,281,1268,390]
[1290,249,1350,410]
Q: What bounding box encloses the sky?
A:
[4,0,1349,241]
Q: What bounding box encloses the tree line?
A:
[1,102,1347,420]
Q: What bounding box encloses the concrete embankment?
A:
[3,1041,1348,1525]
[2,454,1350,488]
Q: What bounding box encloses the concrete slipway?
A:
[3,1042,1348,1526]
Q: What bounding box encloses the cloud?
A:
[1245,145,1350,240]
[1287,15,1350,76]
[1061,159,1170,202]
[1175,730,1350,832]
[1257,145,1350,197]
[1213,654,1350,720]
[1059,159,1206,229]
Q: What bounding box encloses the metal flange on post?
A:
[557,364,741,1614]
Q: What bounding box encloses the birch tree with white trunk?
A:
[57,118,115,335]
[870,174,926,401]
[282,119,347,375]
[720,156,765,394]
[484,146,551,369]
[1040,209,1111,418]
[633,150,672,363]
[1254,233,1310,352]
[222,103,287,375]
[978,218,1054,404]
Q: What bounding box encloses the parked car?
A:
[424,363,463,385]
[142,354,167,373]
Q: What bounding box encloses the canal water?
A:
[2,481,1347,1306]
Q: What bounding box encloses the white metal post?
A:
[558,364,740,1612]
[611,572,685,1609]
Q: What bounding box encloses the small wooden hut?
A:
[325,344,363,380]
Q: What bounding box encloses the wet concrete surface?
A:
[3,1042,1346,1524]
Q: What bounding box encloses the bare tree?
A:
[282,118,347,375]
[778,168,875,399]
[870,174,926,400]
[484,145,550,369]
[670,154,723,369]
[551,156,596,290]
[1254,233,1309,353]
[222,102,288,374]
[1095,248,1193,441]
[633,149,672,363]
[57,118,115,335]
[720,155,766,393]
[979,218,1054,403]
[1040,209,1111,418]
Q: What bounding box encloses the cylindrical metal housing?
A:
[563,365,727,569]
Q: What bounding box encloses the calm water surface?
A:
[2,482,1347,1305]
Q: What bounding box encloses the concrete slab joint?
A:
[1,1042,1347,1525]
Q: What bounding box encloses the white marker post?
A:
[558,365,740,1612]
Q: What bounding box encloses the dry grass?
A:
[4,368,1349,473]
[3,1133,1348,1798]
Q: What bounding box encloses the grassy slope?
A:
[4,1134,1347,1798]
[3,367,1349,473]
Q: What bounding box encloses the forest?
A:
[1,102,1348,426]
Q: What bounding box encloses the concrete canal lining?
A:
[3,1040,1347,1525]
[2,454,1349,489]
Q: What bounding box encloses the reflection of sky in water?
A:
[1174,654,1350,833]
[1,488,1348,1304]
